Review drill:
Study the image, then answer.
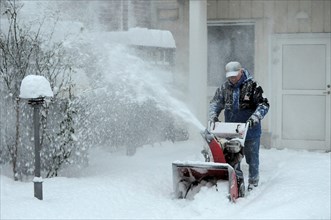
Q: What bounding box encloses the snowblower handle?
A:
[242,122,249,145]
[209,122,250,147]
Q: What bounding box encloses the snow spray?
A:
[88,42,206,134]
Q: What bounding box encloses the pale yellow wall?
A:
[207,0,330,33]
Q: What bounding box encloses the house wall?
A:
[204,0,331,147]
[207,0,330,33]
[150,0,330,147]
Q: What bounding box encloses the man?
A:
[208,61,269,191]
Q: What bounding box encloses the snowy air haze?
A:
[0,1,330,220]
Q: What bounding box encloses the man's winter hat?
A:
[225,61,242,78]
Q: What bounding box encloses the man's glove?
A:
[247,114,259,128]
[208,117,219,130]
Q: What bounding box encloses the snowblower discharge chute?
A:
[172,122,248,202]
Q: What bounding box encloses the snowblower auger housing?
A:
[172,122,248,202]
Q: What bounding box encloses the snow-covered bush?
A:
[78,81,189,156]
[43,91,89,178]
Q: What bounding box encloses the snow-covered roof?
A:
[86,27,176,48]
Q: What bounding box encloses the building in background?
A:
[133,0,330,151]
[9,0,329,151]
[174,0,330,151]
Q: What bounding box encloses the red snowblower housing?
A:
[172,122,249,202]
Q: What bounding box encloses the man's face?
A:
[228,69,242,85]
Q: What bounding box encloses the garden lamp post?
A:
[29,97,44,200]
[19,75,53,200]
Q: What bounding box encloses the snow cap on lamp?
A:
[19,75,53,99]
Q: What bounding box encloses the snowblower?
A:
[172,122,249,202]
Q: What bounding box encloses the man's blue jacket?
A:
[208,69,270,140]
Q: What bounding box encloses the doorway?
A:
[271,33,331,151]
[207,23,255,92]
[207,23,255,119]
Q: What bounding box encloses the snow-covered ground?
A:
[1,1,330,219]
[1,137,330,219]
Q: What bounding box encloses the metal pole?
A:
[33,102,43,200]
